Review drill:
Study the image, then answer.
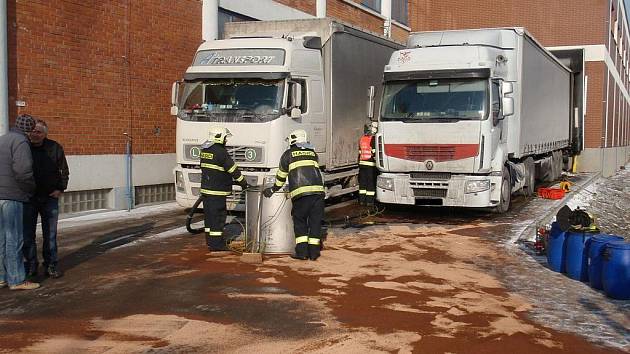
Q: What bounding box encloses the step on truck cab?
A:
[172,18,403,210]
[374,28,580,212]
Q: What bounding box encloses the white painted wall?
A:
[219,0,312,20]
[65,154,176,192]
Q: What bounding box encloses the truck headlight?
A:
[465,180,490,193]
[377,176,394,191]
[175,171,185,192]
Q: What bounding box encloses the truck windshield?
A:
[381,78,488,121]
[178,79,285,122]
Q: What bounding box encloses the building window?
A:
[391,0,408,25]
[361,0,381,12]
[218,8,256,39]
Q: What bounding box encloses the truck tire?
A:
[522,157,536,196]
[493,167,511,214]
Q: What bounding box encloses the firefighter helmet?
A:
[208,126,232,144]
[288,129,308,145]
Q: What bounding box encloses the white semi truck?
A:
[373,28,581,212]
[171,18,402,209]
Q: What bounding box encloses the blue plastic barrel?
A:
[588,234,624,289]
[602,240,630,300]
[546,222,567,272]
[565,231,594,281]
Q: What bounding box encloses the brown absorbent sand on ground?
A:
[3,223,623,353]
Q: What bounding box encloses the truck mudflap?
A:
[376,173,503,208]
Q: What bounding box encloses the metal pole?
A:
[123,133,133,211]
[0,0,9,135]
[316,0,326,18]
[202,0,218,41]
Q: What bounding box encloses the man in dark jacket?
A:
[200,126,249,251]
[0,114,40,290]
[23,119,69,279]
[263,129,325,261]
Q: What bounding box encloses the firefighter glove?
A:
[263,188,274,198]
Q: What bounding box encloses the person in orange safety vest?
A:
[358,122,378,206]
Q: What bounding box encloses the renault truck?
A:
[373,28,581,212]
[171,18,403,209]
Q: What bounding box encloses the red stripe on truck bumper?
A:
[384,144,479,162]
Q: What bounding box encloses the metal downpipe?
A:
[0,0,9,135]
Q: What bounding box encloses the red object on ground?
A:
[537,187,565,199]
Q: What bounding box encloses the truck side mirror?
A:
[171,81,180,116]
[367,85,376,120]
[291,82,302,109]
[502,97,514,117]
[502,82,513,95]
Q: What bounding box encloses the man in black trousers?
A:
[263,129,325,260]
[200,126,249,251]
[23,119,69,279]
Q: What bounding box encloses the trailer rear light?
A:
[465,180,490,193]
[377,176,394,191]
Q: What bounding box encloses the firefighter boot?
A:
[292,243,309,260]
[308,244,321,261]
[206,234,229,251]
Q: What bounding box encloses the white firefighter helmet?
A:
[209,126,232,144]
[288,129,308,145]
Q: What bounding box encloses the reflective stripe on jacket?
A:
[200,143,244,195]
[272,146,324,200]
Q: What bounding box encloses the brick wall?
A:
[410,0,607,47]
[7,0,202,155]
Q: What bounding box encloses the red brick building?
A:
[4,0,629,211]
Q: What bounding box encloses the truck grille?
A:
[413,188,447,198]
[184,144,262,163]
[227,146,262,163]
[384,144,478,162]
[410,172,451,180]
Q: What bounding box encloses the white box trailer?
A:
[172,18,403,209]
[375,28,579,212]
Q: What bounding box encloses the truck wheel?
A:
[493,167,511,214]
[522,157,536,196]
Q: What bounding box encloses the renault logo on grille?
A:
[425,160,434,170]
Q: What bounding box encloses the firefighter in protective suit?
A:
[263,129,325,260]
[358,122,378,206]
[200,126,249,251]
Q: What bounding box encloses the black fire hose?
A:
[186,196,205,234]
